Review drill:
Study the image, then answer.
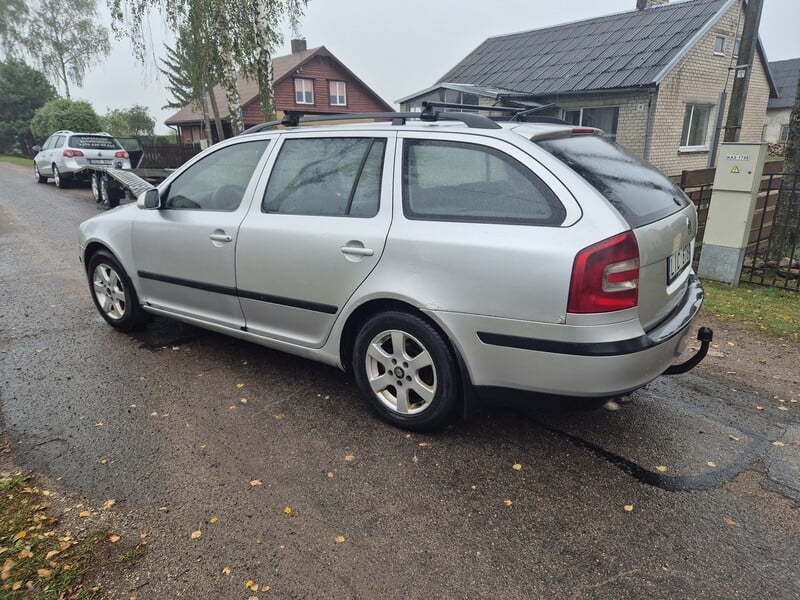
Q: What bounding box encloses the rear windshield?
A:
[538,135,689,228]
[68,135,121,150]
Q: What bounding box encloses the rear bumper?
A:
[431,274,708,399]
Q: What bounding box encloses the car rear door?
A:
[235,132,395,347]
[131,138,272,328]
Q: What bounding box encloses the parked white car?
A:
[77,108,712,431]
[33,131,131,189]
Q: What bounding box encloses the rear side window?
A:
[68,135,121,150]
[402,139,565,225]
[263,137,386,217]
[538,135,689,228]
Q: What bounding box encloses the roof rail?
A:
[419,100,567,124]
[239,104,501,135]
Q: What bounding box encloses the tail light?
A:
[63,149,84,158]
[568,231,639,313]
[115,150,129,159]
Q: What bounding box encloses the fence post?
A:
[697,142,767,285]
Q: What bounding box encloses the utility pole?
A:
[723,0,764,142]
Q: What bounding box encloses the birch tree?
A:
[0,0,28,59]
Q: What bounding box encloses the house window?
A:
[780,124,790,143]
[714,35,726,55]
[562,106,619,141]
[733,38,741,58]
[680,104,713,150]
[329,81,347,106]
[294,78,314,105]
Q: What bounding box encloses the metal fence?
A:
[680,160,800,292]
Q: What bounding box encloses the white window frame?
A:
[294,78,314,105]
[780,124,790,143]
[714,35,726,56]
[329,80,347,106]
[680,104,713,152]
[733,38,741,58]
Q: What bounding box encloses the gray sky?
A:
[74,0,800,134]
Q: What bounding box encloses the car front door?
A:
[131,138,272,328]
[235,133,395,347]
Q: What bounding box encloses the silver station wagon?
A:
[78,107,712,431]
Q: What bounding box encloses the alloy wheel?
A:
[92,263,126,320]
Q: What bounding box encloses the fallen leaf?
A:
[772,441,785,447]
[100,459,108,465]
[236,383,245,389]
[412,454,419,464]
[326,472,334,479]
[724,517,740,527]
[240,398,248,404]
[18,549,33,559]
[729,435,740,441]
[12,531,26,541]
[418,442,429,447]
[210,517,218,524]
[251,584,260,592]
[11,582,21,591]
[778,406,789,411]
[335,535,346,543]
[45,550,60,560]
[512,463,522,471]
[344,454,355,462]
[109,535,121,544]
[102,499,116,510]
[503,499,513,506]
[706,461,717,468]
[655,465,668,473]
[249,479,263,487]
[283,506,292,516]
[37,569,53,579]
[222,566,231,575]
[150,412,158,417]
[756,406,764,410]
[246,580,254,588]
[190,530,202,540]
[624,504,634,512]
[79,511,91,518]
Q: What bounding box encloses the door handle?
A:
[209,233,232,242]
[340,246,374,257]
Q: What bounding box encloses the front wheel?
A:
[34,163,46,183]
[352,311,460,431]
[91,173,102,202]
[87,250,149,332]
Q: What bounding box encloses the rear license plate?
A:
[667,243,691,284]
[88,159,112,166]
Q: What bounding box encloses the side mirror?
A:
[32,145,41,152]
[138,188,161,209]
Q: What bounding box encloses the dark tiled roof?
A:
[438,0,731,95]
[768,58,800,110]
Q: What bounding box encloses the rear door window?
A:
[538,135,689,228]
[402,139,565,225]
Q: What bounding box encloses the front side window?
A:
[403,139,565,225]
[329,81,347,106]
[165,139,270,211]
[562,106,619,141]
[263,137,386,217]
[680,104,713,149]
[295,78,314,104]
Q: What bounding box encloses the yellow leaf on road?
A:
[503,499,513,506]
[37,568,53,579]
[655,465,668,473]
[512,463,522,471]
[326,472,334,478]
[706,461,717,468]
[79,511,91,518]
[249,479,263,487]
[772,441,785,447]
[344,454,355,462]
[45,550,60,560]
[335,535,346,543]
[418,442,429,447]
[11,582,22,591]
[724,517,740,527]
[13,531,26,541]
[102,499,116,510]
[210,517,218,524]
[108,535,121,544]
[222,566,231,576]
[624,505,634,512]
[236,383,245,389]
[283,506,292,516]
[190,530,202,540]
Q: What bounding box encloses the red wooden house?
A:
[165,40,394,144]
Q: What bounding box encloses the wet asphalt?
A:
[1,161,798,599]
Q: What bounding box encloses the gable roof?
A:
[166,45,392,125]
[768,58,800,110]
[437,0,774,97]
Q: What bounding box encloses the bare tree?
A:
[24,0,111,98]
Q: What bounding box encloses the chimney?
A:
[291,38,307,54]
[636,0,668,9]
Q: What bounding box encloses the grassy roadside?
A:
[0,155,31,168]
[702,280,799,343]
[0,473,145,599]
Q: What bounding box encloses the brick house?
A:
[166,40,393,144]
[764,58,799,145]
[398,0,777,176]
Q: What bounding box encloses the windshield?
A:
[68,135,121,150]
[538,135,689,228]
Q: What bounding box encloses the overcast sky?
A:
[74,0,800,134]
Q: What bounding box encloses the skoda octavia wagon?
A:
[78,109,711,431]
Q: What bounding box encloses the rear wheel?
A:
[34,163,46,183]
[91,173,102,202]
[100,175,123,208]
[352,311,460,431]
[53,165,69,188]
[87,250,149,332]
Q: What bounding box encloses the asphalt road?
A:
[1,161,798,599]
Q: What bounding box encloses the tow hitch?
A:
[663,327,714,375]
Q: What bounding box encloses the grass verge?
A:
[702,280,800,342]
[0,474,144,599]
[0,155,31,168]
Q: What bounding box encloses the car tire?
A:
[91,173,102,202]
[34,163,47,183]
[100,175,123,208]
[53,164,69,188]
[87,250,149,332]
[352,311,460,431]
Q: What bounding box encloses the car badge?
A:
[98,152,103,157]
